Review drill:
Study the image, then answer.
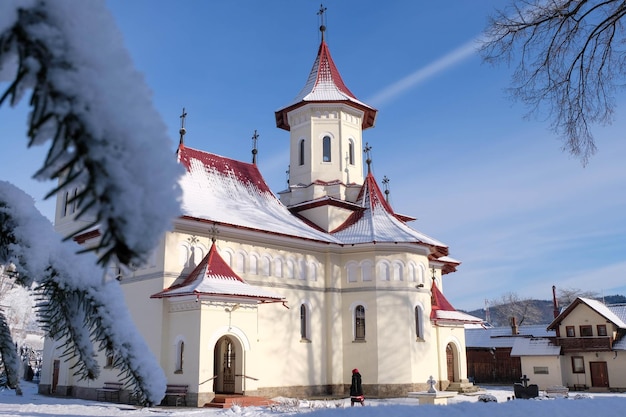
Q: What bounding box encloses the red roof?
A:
[151,241,285,304]
[430,280,482,324]
[275,40,377,130]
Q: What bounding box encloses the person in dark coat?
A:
[350,368,364,406]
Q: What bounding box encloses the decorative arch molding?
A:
[260,255,271,276]
[346,261,359,283]
[274,257,284,278]
[249,252,260,275]
[361,260,373,281]
[407,261,418,282]
[308,262,319,281]
[285,258,296,279]
[208,325,251,352]
[178,239,208,269]
[376,260,391,281]
[391,260,405,281]
[234,250,248,274]
[418,263,427,285]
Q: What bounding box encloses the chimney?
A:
[552,285,560,318]
[510,317,519,335]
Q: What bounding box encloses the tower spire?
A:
[317,4,327,41]
[251,129,259,164]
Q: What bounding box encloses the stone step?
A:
[204,395,276,409]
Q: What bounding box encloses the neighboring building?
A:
[546,297,626,391]
[465,321,555,384]
[510,337,561,390]
[40,24,481,406]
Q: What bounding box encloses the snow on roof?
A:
[465,325,556,348]
[178,146,340,243]
[581,298,626,328]
[549,297,626,330]
[151,241,284,303]
[430,280,483,325]
[331,173,448,251]
[276,40,377,130]
[510,337,561,357]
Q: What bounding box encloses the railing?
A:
[556,337,612,352]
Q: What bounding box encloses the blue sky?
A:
[1,1,624,311]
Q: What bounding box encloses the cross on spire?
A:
[251,129,259,164]
[317,4,327,40]
[382,175,390,202]
[364,142,372,173]
[178,107,188,147]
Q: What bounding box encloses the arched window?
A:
[348,139,355,165]
[362,260,373,281]
[355,305,365,341]
[300,304,310,341]
[322,135,331,162]
[415,306,424,340]
[299,139,305,166]
[175,340,184,373]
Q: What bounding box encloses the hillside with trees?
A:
[463,291,626,327]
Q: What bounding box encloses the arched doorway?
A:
[446,343,458,383]
[213,336,243,394]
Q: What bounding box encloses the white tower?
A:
[275,23,377,231]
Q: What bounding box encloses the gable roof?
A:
[151,241,285,304]
[178,145,340,244]
[331,172,450,257]
[547,297,626,330]
[275,40,377,130]
[430,280,483,325]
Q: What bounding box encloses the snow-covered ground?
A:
[2,382,626,417]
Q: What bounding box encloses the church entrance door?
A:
[213,336,242,394]
[446,344,457,383]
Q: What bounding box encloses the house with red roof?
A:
[42,20,481,407]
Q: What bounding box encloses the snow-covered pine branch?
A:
[0,0,182,267]
[0,181,166,404]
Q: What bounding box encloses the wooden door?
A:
[222,338,236,394]
[590,361,609,388]
[52,360,60,393]
[446,344,455,382]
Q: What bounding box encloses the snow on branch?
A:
[0,0,182,267]
[0,181,166,404]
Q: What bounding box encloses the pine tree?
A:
[0,0,181,404]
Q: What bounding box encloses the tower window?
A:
[322,136,331,162]
[299,139,305,166]
[348,139,355,165]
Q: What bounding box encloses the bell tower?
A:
[275,8,377,223]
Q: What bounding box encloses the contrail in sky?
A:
[366,37,481,108]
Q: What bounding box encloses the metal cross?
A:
[317,4,327,39]
[382,176,390,202]
[251,130,259,164]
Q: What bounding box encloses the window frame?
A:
[354,305,366,341]
[579,325,593,337]
[597,324,607,337]
[572,356,585,373]
[322,135,331,162]
[300,304,311,342]
[299,139,305,166]
[566,326,576,337]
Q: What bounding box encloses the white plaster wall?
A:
[520,356,562,390]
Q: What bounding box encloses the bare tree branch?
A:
[481,0,626,164]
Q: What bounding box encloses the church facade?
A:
[40,26,480,407]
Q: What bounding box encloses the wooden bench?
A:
[96,382,123,403]
[163,384,188,406]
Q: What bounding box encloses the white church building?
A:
[40,23,481,407]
